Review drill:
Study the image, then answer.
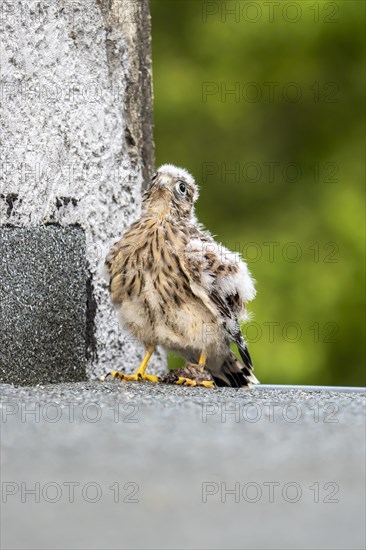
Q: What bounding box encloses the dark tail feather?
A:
[237,339,253,368]
[212,342,259,388]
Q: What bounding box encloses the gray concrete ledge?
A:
[1,382,365,549]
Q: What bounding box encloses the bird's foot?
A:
[161,363,215,388]
[100,371,159,383]
[176,377,214,388]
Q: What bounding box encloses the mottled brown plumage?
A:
[105,164,258,388]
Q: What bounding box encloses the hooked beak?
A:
[156,174,172,190]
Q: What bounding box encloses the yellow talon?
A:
[137,373,159,383]
[200,380,215,388]
[176,377,197,386]
[101,346,158,383]
[175,376,214,387]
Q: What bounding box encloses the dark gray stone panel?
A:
[0,226,87,384]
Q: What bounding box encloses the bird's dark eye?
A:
[176,181,187,195]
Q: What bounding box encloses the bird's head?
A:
[142,164,199,220]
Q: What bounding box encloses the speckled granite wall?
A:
[0,0,167,384]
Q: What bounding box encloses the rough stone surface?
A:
[0,227,86,384]
[0,0,166,383]
[1,383,365,549]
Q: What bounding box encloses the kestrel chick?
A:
[104,164,258,388]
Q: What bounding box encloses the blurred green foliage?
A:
[150,0,365,385]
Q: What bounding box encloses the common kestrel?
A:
[104,164,258,388]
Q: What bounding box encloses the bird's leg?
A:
[131,346,157,381]
[101,346,159,383]
[198,353,207,369]
[174,353,215,388]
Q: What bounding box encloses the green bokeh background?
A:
[150,0,365,385]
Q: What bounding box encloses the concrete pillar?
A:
[0,0,166,384]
